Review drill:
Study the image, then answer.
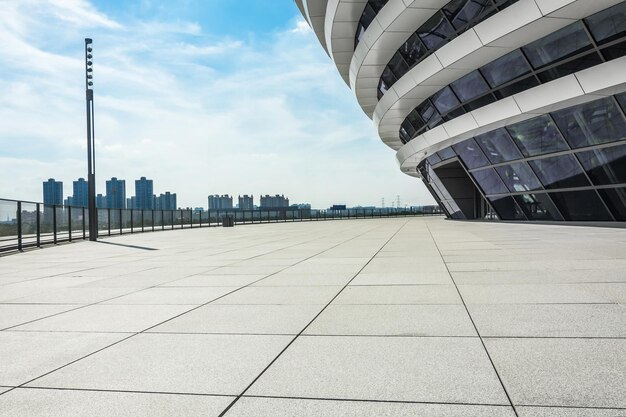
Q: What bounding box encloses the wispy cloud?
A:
[0,2,434,208]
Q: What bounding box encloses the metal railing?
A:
[0,198,444,254]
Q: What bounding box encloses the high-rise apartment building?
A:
[96,194,106,209]
[208,195,233,210]
[259,194,289,209]
[134,177,154,210]
[155,192,177,211]
[72,178,88,208]
[238,195,254,210]
[106,177,126,209]
[43,178,63,206]
[298,0,626,222]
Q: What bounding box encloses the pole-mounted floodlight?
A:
[85,38,97,241]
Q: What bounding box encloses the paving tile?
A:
[0,331,125,386]
[458,284,619,304]
[516,407,626,417]
[161,274,267,287]
[0,305,77,330]
[469,304,626,337]
[252,272,353,287]
[4,287,133,304]
[247,335,509,404]
[103,287,239,305]
[349,272,453,286]
[335,285,462,304]
[213,286,341,305]
[305,305,476,336]
[150,304,323,334]
[451,270,626,285]
[28,333,291,395]
[0,388,232,417]
[485,338,626,408]
[226,397,516,416]
[14,304,194,332]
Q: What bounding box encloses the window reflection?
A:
[495,162,542,192]
[451,70,490,102]
[514,194,562,221]
[475,128,522,163]
[480,50,531,88]
[453,138,490,169]
[552,97,626,149]
[506,115,569,157]
[488,196,526,220]
[598,188,626,221]
[471,168,508,195]
[528,154,590,189]
[576,144,626,185]
[523,22,592,69]
[549,190,612,221]
[584,2,626,45]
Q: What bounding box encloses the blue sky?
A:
[0,0,435,209]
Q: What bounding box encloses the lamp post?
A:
[85,38,97,241]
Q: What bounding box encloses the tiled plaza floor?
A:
[0,218,625,416]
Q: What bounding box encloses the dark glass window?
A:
[585,2,626,45]
[514,193,563,221]
[380,67,396,94]
[475,128,522,164]
[523,22,593,69]
[399,34,427,67]
[615,92,626,113]
[576,144,626,185]
[507,115,569,157]
[601,40,626,60]
[451,70,490,102]
[406,110,425,132]
[400,119,417,139]
[418,12,456,50]
[444,0,491,30]
[598,187,626,221]
[437,147,456,161]
[549,190,613,221]
[432,87,460,114]
[418,101,443,128]
[528,154,590,190]
[452,138,490,169]
[480,50,531,88]
[471,168,509,195]
[496,162,542,192]
[537,52,603,83]
[463,94,497,111]
[489,196,526,220]
[552,97,626,149]
[494,76,540,99]
[443,107,466,121]
[388,53,410,78]
[427,153,442,165]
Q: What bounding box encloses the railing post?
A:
[68,206,72,242]
[141,209,144,232]
[171,211,174,230]
[17,201,22,252]
[36,203,41,248]
[130,209,134,234]
[190,209,193,228]
[108,208,111,236]
[82,207,86,240]
[152,210,155,232]
[119,209,122,235]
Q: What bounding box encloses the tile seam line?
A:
[424,221,520,416]
[216,220,410,417]
[0,221,389,398]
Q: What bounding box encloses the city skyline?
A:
[0,1,435,209]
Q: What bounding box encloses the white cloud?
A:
[0,2,435,209]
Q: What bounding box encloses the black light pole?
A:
[85,38,97,241]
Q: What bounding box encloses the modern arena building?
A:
[296,0,626,222]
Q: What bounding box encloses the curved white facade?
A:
[298,0,626,222]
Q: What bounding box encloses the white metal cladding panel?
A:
[325,0,369,84]
[395,57,626,174]
[375,0,622,150]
